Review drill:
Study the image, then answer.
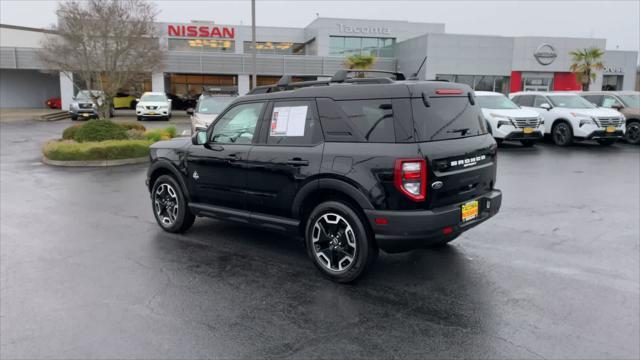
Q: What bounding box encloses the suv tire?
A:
[151,175,195,233]
[305,201,376,283]
[552,122,573,146]
[70,115,78,121]
[625,121,640,145]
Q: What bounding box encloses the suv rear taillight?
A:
[394,159,427,202]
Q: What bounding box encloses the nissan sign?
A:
[534,43,558,65]
[167,24,235,39]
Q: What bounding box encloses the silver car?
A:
[189,94,236,134]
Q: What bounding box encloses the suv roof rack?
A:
[330,70,406,83]
[248,69,405,95]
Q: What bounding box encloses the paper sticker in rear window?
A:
[270,106,308,136]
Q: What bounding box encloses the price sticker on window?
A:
[271,106,307,136]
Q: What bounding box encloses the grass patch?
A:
[144,126,177,142]
[43,139,153,161]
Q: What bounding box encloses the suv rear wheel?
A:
[552,122,573,146]
[305,201,376,283]
[151,175,195,233]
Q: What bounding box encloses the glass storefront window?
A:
[170,74,237,98]
[329,36,395,57]
[474,75,495,91]
[435,74,511,94]
[243,41,305,55]
[456,75,474,88]
[168,39,235,53]
[602,75,623,91]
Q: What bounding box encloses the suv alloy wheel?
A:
[626,121,640,145]
[552,122,573,146]
[151,175,195,233]
[305,201,377,283]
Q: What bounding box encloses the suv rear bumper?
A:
[364,190,502,253]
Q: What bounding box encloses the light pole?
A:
[251,0,257,89]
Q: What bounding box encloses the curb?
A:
[42,156,148,167]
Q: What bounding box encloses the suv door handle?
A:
[286,158,309,166]
[225,154,238,162]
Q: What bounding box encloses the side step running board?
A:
[189,203,300,234]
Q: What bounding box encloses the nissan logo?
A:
[534,43,558,65]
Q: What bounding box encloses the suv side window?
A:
[316,98,396,143]
[210,102,264,144]
[267,100,322,145]
[601,95,623,108]
[533,96,549,108]
[337,99,396,143]
[514,95,534,107]
[582,95,602,106]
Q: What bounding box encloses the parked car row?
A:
[477,90,638,147]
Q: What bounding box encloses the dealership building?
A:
[0,18,638,109]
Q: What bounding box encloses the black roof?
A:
[238,80,473,104]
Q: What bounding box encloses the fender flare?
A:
[147,160,191,202]
[291,177,374,218]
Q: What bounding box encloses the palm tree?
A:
[569,47,605,91]
[344,54,377,77]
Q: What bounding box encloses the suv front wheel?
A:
[305,201,377,283]
[151,175,195,233]
[552,122,573,146]
[626,121,640,145]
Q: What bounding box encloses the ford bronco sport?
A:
[146,70,503,282]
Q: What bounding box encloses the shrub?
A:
[43,139,153,161]
[118,122,146,132]
[144,126,177,142]
[62,124,83,140]
[74,120,127,142]
[126,129,146,140]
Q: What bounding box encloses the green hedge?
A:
[74,120,128,142]
[62,124,83,140]
[43,140,153,161]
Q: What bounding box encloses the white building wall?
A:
[0,27,48,48]
[425,34,514,79]
[59,71,73,110]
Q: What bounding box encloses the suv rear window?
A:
[411,98,487,142]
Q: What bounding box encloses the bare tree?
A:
[39,0,163,119]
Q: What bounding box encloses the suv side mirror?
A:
[192,130,207,145]
[612,103,624,110]
[540,103,552,110]
[186,107,195,115]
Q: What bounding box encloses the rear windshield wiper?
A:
[447,128,470,136]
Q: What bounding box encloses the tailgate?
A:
[419,134,497,208]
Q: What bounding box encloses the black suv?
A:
[146,70,503,282]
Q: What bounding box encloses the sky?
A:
[1,0,639,53]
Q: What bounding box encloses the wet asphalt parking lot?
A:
[1,117,639,359]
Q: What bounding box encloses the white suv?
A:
[510,92,625,146]
[136,92,172,121]
[475,91,544,147]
